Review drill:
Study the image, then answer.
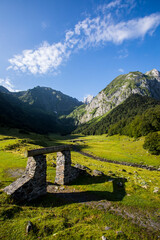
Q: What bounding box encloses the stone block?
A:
[4,155,47,202]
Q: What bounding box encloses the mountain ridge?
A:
[74,94,160,136]
[0,68,160,134]
[68,69,160,124]
[0,85,83,116]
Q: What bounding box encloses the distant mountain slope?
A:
[0,86,10,93]
[74,94,160,136]
[70,69,160,124]
[0,91,71,134]
[12,86,82,116]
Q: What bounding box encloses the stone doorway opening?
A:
[4,145,81,202]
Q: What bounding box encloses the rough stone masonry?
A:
[4,154,47,202]
[55,150,82,185]
[4,145,81,202]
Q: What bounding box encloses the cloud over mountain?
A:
[0,77,15,92]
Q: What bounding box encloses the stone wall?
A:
[4,146,83,202]
[4,155,47,202]
[55,150,81,185]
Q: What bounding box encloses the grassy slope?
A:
[71,134,160,167]
[0,129,160,239]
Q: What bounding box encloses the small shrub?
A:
[4,143,21,150]
[143,132,160,155]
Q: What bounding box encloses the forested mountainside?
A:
[69,69,160,125]
[0,91,74,134]
[74,94,160,137]
[0,69,160,136]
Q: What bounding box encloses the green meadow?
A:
[0,129,160,239]
[71,134,160,167]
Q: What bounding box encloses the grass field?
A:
[69,134,160,168]
[0,128,160,239]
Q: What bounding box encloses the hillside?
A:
[0,86,83,134]
[1,69,160,136]
[0,86,10,93]
[0,91,71,134]
[74,94,160,136]
[12,86,82,116]
[69,69,160,124]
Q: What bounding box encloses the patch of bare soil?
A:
[5,168,25,178]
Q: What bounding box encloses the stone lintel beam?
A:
[25,145,72,157]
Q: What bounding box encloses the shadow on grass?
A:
[28,175,127,208]
[0,127,87,149]
[69,174,111,185]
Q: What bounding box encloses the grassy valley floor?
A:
[69,134,160,168]
[0,128,160,239]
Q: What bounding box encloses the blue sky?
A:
[0,0,160,101]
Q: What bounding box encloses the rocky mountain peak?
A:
[70,69,160,125]
[145,69,160,80]
[83,95,94,104]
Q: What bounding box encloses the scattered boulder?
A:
[74,164,90,171]
[142,185,148,189]
[26,221,33,234]
[102,236,107,240]
[92,170,104,176]
[153,187,159,193]
[148,165,153,168]
[105,226,112,230]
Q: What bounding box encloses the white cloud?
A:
[118,68,124,73]
[97,0,136,15]
[73,13,160,46]
[106,0,121,9]
[9,41,70,74]
[0,77,16,92]
[8,8,160,75]
[99,0,121,12]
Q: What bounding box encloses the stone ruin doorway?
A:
[4,145,81,202]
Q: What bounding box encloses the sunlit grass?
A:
[0,130,160,239]
[71,134,160,167]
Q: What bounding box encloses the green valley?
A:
[0,129,159,240]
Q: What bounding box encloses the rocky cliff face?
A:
[83,95,94,104]
[70,69,160,124]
